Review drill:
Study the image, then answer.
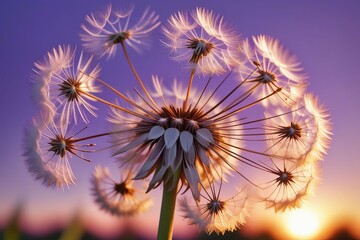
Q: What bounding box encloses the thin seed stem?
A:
[71,132,112,143]
[79,90,154,121]
[183,68,196,110]
[87,74,160,119]
[198,68,258,119]
[198,71,232,113]
[120,42,160,112]
[212,88,282,122]
[193,75,213,110]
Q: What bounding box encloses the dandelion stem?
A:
[183,68,196,110]
[120,42,160,112]
[157,169,181,240]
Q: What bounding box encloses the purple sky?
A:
[1,0,360,238]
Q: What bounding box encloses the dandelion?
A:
[264,93,332,165]
[24,5,332,239]
[260,159,317,212]
[108,77,243,201]
[81,4,162,112]
[80,4,160,58]
[162,7,239,75]
[35,46,101,126]
[91,165,152,216]
[179,183,249,234]
[23,114,96,188]
[239,35,307,107]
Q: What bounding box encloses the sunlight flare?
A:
[285,208,321,239]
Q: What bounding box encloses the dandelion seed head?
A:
[265,94,331,165]
[114,181,134,195]
[81,4,160,58]
[276,168,294,185]
[58,77,82,102]
[279,172,289,182]
[262,161,317,212]
[23,119,75,188]
[257,70,276,84]
[35,47,101,126]
[109,79,241,200]
[239,36,307,107]
[278,122,302,141]
[186,38,215,64]
[206,199,225,215]
[162,8,239,75]
[48,134,71,158]
[179,186,249,235]
[23,110,97,188]
[108,31,131,44]
[91,165,152,216]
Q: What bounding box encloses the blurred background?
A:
[1,0,360,239]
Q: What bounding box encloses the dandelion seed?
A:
[162,8,239,75]
[36,46,101,126]
[264,93,332,165]
[179,184,249,234]
[23,114,95,188]
[239,35,307,107]
[80,4,160,58]
[91,165,152,216]
[261,159,317,212]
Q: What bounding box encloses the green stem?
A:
[157,172,181,240]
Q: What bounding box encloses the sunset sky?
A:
[1,0,360,239]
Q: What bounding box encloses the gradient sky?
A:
[1,0,360,239]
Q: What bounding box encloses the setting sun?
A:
[285,208,321,239]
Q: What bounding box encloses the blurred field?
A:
[1,209,358,240]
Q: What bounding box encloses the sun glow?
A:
[285,208,321,239]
